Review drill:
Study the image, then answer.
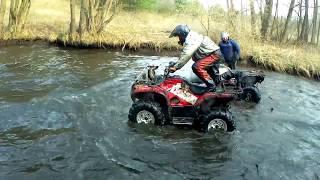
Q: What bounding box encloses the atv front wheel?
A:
[128,101,165,125]
[200,111,235,133]
[241,86,261,103]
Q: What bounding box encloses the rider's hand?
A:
[169,67,177,73]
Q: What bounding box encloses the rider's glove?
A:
[169,67,177,73]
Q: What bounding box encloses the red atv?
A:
[128,63,236,133]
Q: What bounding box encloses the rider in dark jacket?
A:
[168,25,224,91]
[219,32,240,70]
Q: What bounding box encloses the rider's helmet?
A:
[221,32,230,42]
[169,25,190,45]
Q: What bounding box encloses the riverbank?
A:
[0,0,319,80]
[1,32,319,81]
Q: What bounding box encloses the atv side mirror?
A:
[147,66,158,82]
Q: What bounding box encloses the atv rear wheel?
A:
[241,86,261,103]
[128,101,165,125]
[200,111,235,133]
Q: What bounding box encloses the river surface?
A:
[0,44,319,180]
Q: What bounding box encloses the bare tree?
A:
[256,0,265,22]
[260,0,273,39]
[241,0,243,16]
[95,0,117,33]
[281,0,296,42]
[230,0,234,11]
[200,10,211,36]
[78,0,117,36]
[226,0,230,11]
[311,0,318,43]
[299,0,309,42]
[69,0,76,37]
[8,0,31,33]
[318,12,320,44]
[297,0,303,39]
[0,0,7,32]
[78,0,87,35]
[270,0,279,38]
[249,0,257,35]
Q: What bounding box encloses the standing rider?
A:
[219,32,240,70]
[168,25,224,91]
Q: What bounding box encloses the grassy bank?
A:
[1,0,319,80]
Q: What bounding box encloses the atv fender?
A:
[194,93,234,113]
[131,85,168,104]
[131,84,170,121]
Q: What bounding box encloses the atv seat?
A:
[183,79,208,95]
[189,84,209,95]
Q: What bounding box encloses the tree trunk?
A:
[226,0,229,11]
[311,0,318,43]
[297,0,303,40]
[78,0,88,36]
[78,0,117,35]
[87,0,95,31]
[276,16,283,38]
[200,11,210,36]
[9,0,17,30]
[69,0,76,37]
[18,0,31,30]
[317,12,320,44]
[249,0,257,35]
[299,0,309,42]
[9,0,31,33]
[95,0,110,31]
[230,0,234,11]
[0,0,6,31]
[257,0,264,23]
[260,0,274,39]
[96,0,116,34]
[281,0,295,42]
[241,0,244,16]
[270,0,279,38]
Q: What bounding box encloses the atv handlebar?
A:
[164,61,176,77]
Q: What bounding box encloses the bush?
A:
[137,0,157,10]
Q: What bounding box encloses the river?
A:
[0,44,320,179]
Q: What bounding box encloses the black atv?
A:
[207,63,265,103]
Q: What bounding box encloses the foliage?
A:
[175,0,188,13]
[121,0,199,13]
[121,0,159,11]
[136,0,157,10]
[180,0,204,16]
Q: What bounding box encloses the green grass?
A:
[1,0,319,79]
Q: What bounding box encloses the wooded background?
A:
[0,0,319,45]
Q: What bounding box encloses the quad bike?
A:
[206,63,265,103]
[128,64,236,133]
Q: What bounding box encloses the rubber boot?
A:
[204,80,216,92]
[207,80,225,93]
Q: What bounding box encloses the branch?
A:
[293,8,301,16]
[199,15,209,35]
[122,35,136,52]
[97,13,115,34]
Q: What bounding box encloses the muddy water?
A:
[0,44,319,179]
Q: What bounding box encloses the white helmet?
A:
[221,32,229,40]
